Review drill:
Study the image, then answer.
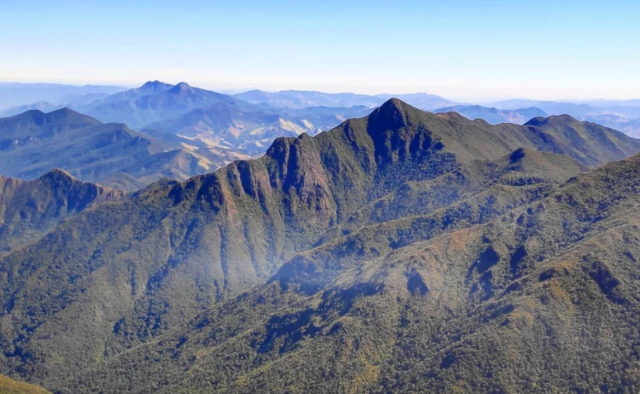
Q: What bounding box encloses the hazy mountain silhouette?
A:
[0,108,242,190]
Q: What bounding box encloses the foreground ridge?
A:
[1,100,640,393]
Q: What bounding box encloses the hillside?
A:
[0,170,124,255]
[0,102,60,118]
[487,99,640,137]
[0,82,125,111]
[1,100,639,391]
[0,108,169,180]
[0,375,50,394]
[0,108,241,190]
[77,82,238,129]
[76,82,367,156]
[54,111,640,393]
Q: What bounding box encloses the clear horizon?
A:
[2,0,639,101]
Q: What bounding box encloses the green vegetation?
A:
[0,108,238,190]
[1,99,640,392]
[58,143,640,394]
[0,169,124,255]
[0,375,50,394]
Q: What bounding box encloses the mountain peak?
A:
[138,80,173,94]
[49,107,78,116]
[38,168,76,182]
[44,107,104,125]
[141,80,165,88]
[169,82,194,94]
[525,114,578,127]
[368,98,415,130]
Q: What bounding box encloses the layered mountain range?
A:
[73,81,371,155]
[0,83,376,189]
[0,82,125,112]
[234,90,456,110]
[3,82,639,196]
[4,82,640,139]
[2,99,640,392]
[434,105,548,125]
[0,108,239,190]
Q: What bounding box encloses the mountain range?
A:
[0,82,125,112]
[235,90,457,110]
[0,108,244,190]
[0,83,374,190]
[484,99,640,135]
[434,105,548,125]
[68,82,371,155]
[2,99,640,392]
[4,81,640,163]
[70,142,640,393]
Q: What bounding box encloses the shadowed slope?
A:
[0,169,125,254]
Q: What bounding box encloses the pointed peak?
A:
[49,107,78,116]
[169,82,194,94]
[141,80,162,87]
[139,80,173,93]
[44,107,102,124]
[19,109,46,117]
[38,168,76,182]
[370,98,415,130]
[380,98,408,112]
[171,82,192,91]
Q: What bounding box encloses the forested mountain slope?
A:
[1,99,639,392]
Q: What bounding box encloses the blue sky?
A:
[1,0,639,100]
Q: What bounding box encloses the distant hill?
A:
[234,89,385,109]
[0,102,61,117]
[235,90,457,111]
[0,83,370,190]
[435,105,547,125]
[78,82,240,129]
[376,93,457,110]
[0,108,241,190]
[479,99,640,137]
[144,102,371,154]
[70,82,367,156]
[0,82,125,111]
[2,100,640,391]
